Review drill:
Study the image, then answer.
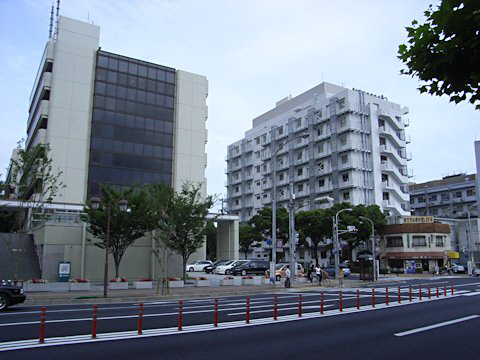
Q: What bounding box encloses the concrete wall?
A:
[217,220,239,261]
[48,16,100,204]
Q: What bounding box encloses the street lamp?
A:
[467,203,477,275]
[333,208,353,280]
[90,196,128,298]
[360,216,376,281]
[270,132,309,286]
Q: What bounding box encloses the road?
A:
[1,277,480,359]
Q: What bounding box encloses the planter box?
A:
[241,278,261,286]
[108,282,128,290]
[26,282,70,292]
[168,280,184,288]
[69,282,91,291]
[219,279,234,286]
[194,280,210,287]
[133,281,153,289]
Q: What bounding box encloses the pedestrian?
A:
[307,261,315,283]
[338,268,344,288]
[434,265,439,277]
[285,266,291,288]
[316,265,322,285]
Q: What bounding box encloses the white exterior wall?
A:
[226,82,411,223]
[47,17,100,204]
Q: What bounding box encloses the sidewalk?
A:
[21,278,371,306]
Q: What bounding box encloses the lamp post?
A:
[90,196,128,298]
[333,208,353,279]
[360,216,376,281]
[467,203,477,276]
[270,132,309,286]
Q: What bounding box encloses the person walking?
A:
[315,265,322,285]
[307,261,315,283]
[338,268,344,288]
[285,266,291,288]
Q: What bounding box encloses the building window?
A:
[341,155,348,164]
[431,208,438,215]
[386,236,403,247]
[379,137,386,146]
[319,179,325,187]
[412,236,427,247]
[343,192,350,200]
[295,119,302,128]
[235,186,239,193]
[467,189,476,197]
[297,151,303,160]
[383,192,389,200]
[453,191,462,198]
[418,196,425,203]
[256,195,260,200]
[429,194,437,201]
[318,143,324,153]
[297,184,304,192]
[255,166,260,173]
[255,151,260,159]
[339,117,346,127]
[339,135,347,145]
[278,126,283,135]
[256,181,260,187]
[317,127,323,136]
[342,173,349,182]
[298,168,303,176]
[261,134,267,143]
[279,173,284,181]
[435,236,444,246]
[441,193,449,201]
[255,137,260,145]
[235,199,239,206]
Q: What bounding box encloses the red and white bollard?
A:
[398,286,401,303]
[372,288,375,308]
[436,287,439,298]
[451,285,454,295]
[356,289,360,309]
[298,294,302,317]
[92,305,98,339]
[273,295,278,320]
[339,291,343,312]
[409,286,412,302]
[39,307,46,344]
[444,286,447,297]
[246,297,250,324]
[214,298,218,327]
[138,303,143,335]
[428,287,431,299]
[386,288,389,306]
[178,300,183,331]
[419,287,422,301]
[320,292,324,315]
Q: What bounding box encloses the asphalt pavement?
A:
[1,276,479,359]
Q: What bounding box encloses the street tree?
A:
[155,183,214,281]
[82,185,151,278]
[249,207,289,260]
[398,0,480,109]
[295,209,331,266]
[239,224,262,259]
[3,142,64,281]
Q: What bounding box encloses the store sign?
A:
[58,261,71,282]
[447,251,460,259]
[403,216,434,224]
[276,240,283,252]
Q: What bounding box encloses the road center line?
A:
[394,315,479,337]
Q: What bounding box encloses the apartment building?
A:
[410,173,479,265]
[226,82,412,224]
[3,16,214,280]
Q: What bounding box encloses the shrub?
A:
[110,277,128,282]
[379,269,389,275]
[31,279,48,284]
[70,278,89,283]
[140,278,153,282]
[242,276,253,279]
[415,268,423,274]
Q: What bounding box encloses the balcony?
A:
[30,129,47,148]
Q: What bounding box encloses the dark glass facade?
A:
[88,50,175,196]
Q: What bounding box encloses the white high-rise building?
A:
[226,82,412,223]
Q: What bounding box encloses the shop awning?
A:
[382,252,446,260]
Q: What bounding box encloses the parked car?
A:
[204,260,229,274]
[474,263,480,277]
[231,260,270,276]
[451,263,465,273]
[214,260,249,275]
[272,263,304,281]
[322,266,350,278]
[0,281,26,311]
[185,260,213,272]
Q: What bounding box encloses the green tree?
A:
[3,142,64,281]
[82,185,151,278]
[239,224,261,259]
[205,220,217,261]
[155,183,214,281]
[295,209,331,266]
[398,0,480,109]
[249,207,289,260]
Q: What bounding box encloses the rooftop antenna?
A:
[48,2,54,39]
[54,0,60,39]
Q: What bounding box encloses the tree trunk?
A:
[114,256,121,278]
[182,256,187,281]
[313,244,319,266]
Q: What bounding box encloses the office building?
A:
[1,16,237,281]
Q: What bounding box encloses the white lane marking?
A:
[227,305,334,316]
[462,291,480,297]
[394,315,479,337]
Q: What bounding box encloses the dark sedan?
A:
[231,260,269,276]
[0,281,26,311]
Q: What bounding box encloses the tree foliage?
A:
[239,224,262,259]
[151,183,214,280]
[82,185,151,278]
[398,0,480,109]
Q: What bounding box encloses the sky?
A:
[0,0,478,210]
